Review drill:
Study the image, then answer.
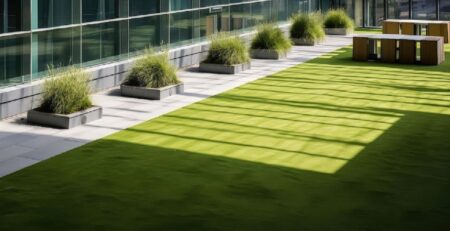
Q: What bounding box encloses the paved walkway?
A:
[0,36,351,177]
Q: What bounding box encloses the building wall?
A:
[2,0,450,90]
[1,0,306,89]
[0,25,289,120]
[348,0,450,27]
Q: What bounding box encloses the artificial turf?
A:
[354,27,382,34]
[1,46,450,231]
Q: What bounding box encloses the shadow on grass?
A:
[0,111,450,231]
[1,44,450,231]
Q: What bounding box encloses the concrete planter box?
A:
[291,38,317,46]
[199,62,251,74]
[121,83,184,100]
[325,28,350,35]
[251,49,287,60]
[27,106,103,129]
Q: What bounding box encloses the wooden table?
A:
[353,34,445,65]
[383,19,450,43]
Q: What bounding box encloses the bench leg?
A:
[399,40,416,64]
[420,40,444,65]
[441,23,450,43]
[381,39,397,63]
[353,37,369,61]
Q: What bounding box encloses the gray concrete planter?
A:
[325,28,351,35]
[251,49,287,60]
[27,106,103,129]
[120,83,184,100]
[199,62,251,74]
[291,38,317,46]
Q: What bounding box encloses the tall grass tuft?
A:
[290,13,325,41]
[323,9,354,29]
[204,33,250,65]
[125,51,180,88]
[251,24,292,53]
[40,66,92,114]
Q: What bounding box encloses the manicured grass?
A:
[1,46,450,231]
[354,27,382,34]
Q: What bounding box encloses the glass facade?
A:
[1,0,303,88]
[0,0,30,33]
[441,0,450,20]
[331,0,444,27]
[412,0,436,20]
[0,0,449,88]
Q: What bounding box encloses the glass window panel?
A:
[129,15,168,55]
[250,1,271,27]
[170,11,194,47]
[33,27,81,78]
[440,0,450,20]
[340,0,355,19]
[129,0,160,16]
[82,0,119,22]
[38,0,78,28]
[0,34,30,87]
[365,0,385,26]
[230,3,251,31]
[171,0,193,11]
[201,0,228,7]
[412,0,437,20]
[0,0,28,33]
[287,0,301,17]
[387,0,410,19]
[272,0,288,22]
[82,21,123,66]
[310,0,320,11]
[230,0,245,4]
[198,6,230,40]
[199,9,217,39]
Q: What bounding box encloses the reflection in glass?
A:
[171,0,193,11]
[129,0,160,16]
[1,0,306,89]
[38,0,79,28]
[82,0,119,22]
[130,15,168,55]
[34,27,81,78]
[82,22,123,66]
[251,1,271,27]
[387,0,410,19]
[441,0,450,20]
[170,11,194,47]
[412,0,436,20]
[365,0,385,26]
[230,4,251,31]
[0,0,28,33]
[0,34,30,87]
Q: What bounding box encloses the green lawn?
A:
[354,27,382,34]
[1,46,450,231]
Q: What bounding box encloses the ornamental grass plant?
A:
[251,24,292,53]
[323,9,354,30]
[40,66,92,114]
[290,12,325,41]
[124,51,180,88]
[204,33,250,65]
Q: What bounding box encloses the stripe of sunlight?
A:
[105,106,402,174]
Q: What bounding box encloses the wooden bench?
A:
[383,19,450,43]
[353,34,445,65]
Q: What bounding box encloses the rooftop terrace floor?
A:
[1,34,450,230]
